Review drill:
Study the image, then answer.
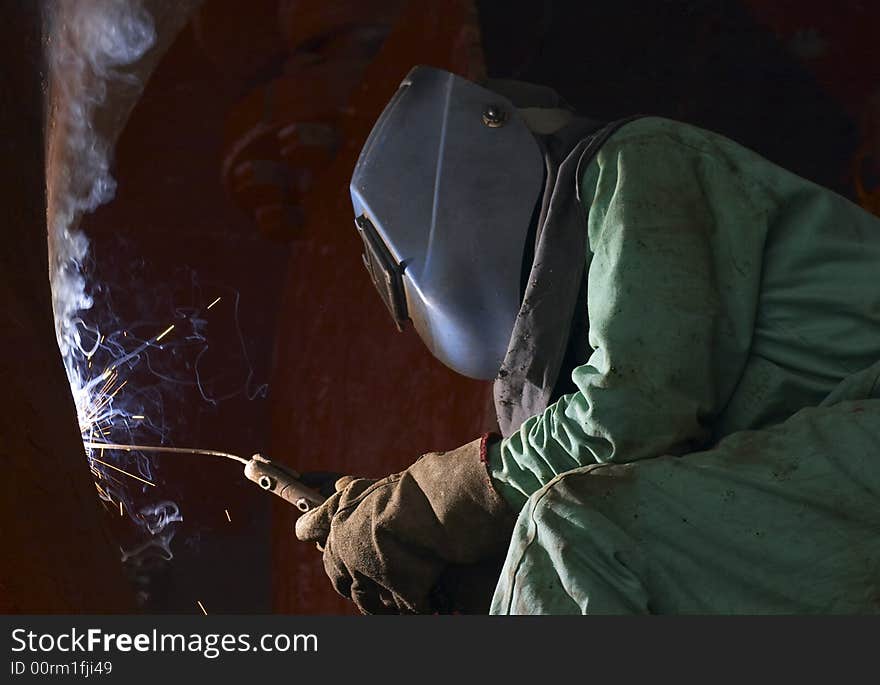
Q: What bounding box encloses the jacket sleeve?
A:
[490,120,770,509]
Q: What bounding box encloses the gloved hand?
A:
[294,436,516,614]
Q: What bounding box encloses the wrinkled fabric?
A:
[491,116,880,508]
[295,438,515,614]
[489,116,880,613]
[492,363,880,614]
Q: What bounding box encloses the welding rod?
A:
[84,441,249,464]
[83,441,326,513]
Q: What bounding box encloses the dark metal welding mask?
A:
[350,65,544,380]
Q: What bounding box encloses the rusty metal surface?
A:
[219,0,405,242]
[0,1,132,613]
[267,0,493,614]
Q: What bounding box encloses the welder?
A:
[295,65,880,614]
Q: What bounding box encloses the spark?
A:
[155,324,174,342]
[80,319,180,398]
[98,371,117,391]
[66,293,243,570]
[109,380,128,398]
[76,371,128,436]
[100,471,126,489]
[197,600,208,615]
[77,318,183,409]
[88,455,156,487]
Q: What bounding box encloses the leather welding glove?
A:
[294,436,516,615]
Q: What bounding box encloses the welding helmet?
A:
[350,65,545,380]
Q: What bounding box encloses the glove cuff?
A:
[405,436,516,564]
[480,431,501,464]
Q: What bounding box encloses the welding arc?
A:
[83,441,249,465]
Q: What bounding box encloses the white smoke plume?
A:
[44,2,190,590]
[45,0,156,362]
